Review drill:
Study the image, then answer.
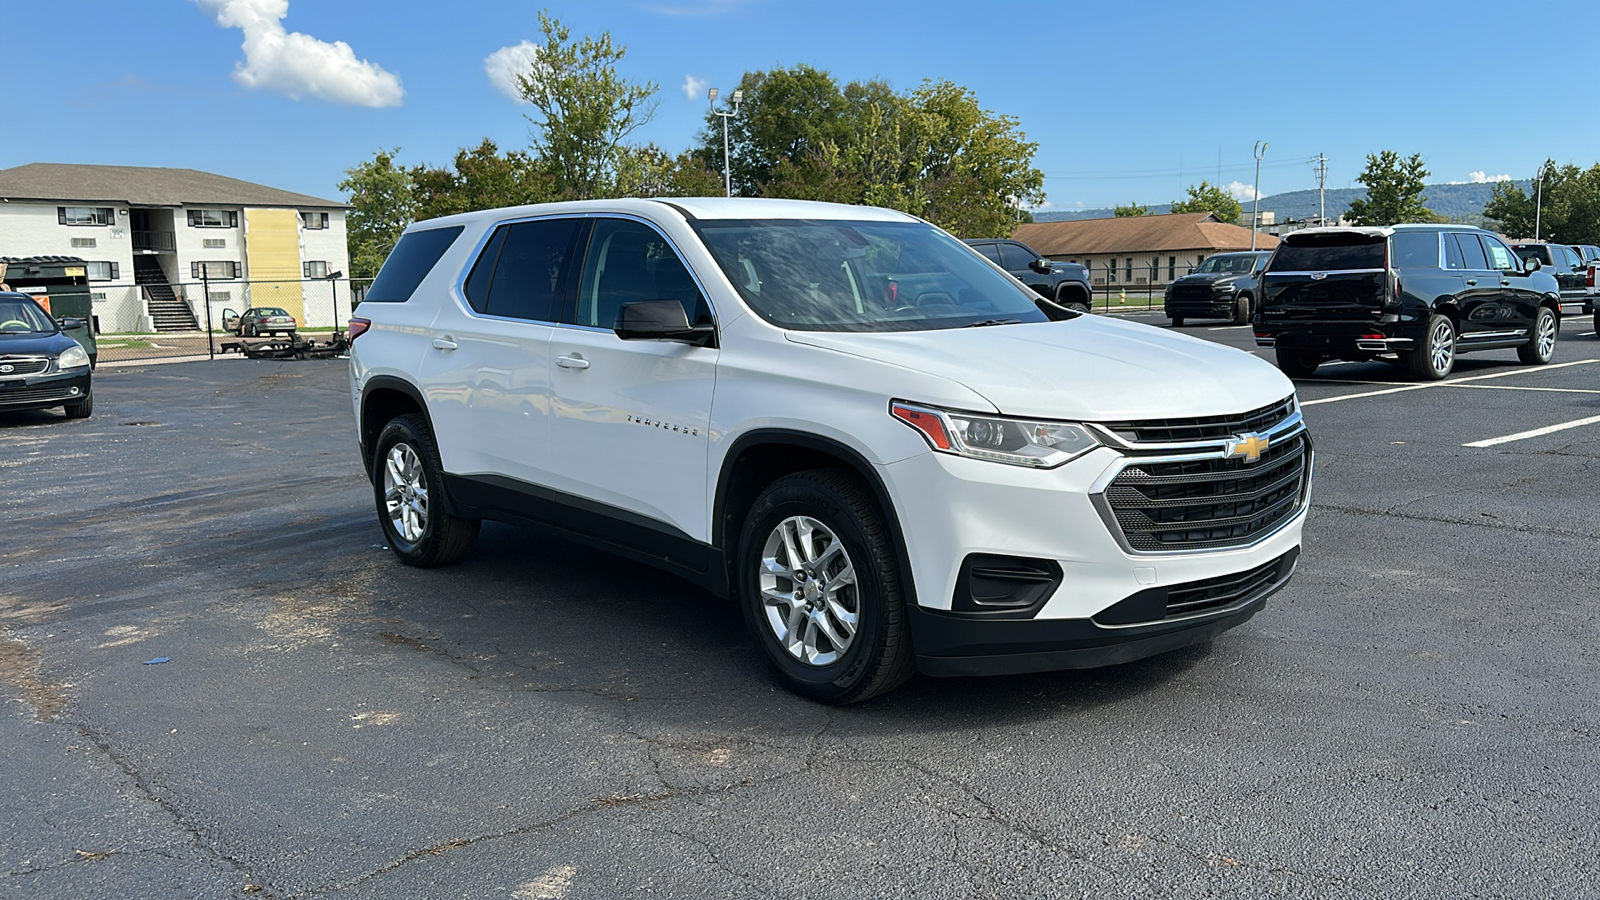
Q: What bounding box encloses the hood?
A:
[786,316,1293,421]
[0,331,76,357]
[1174,272,1249,287]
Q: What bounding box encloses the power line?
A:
[1043,159,1307,181]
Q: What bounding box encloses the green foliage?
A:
[1484,160,1600,243]
[613,145,722,198]
[338,148,418,280]
[409,139,553,222]
[1169,181,1242,225]
[516,11,658,200]
[1345,151,1438,225]
[699,68,1043,237]
[1113,202,1148,217]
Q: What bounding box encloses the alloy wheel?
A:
[1536,313,1557,358]
[382,443,429,543]
[1429,318,1455,376]
[758,515,859,666]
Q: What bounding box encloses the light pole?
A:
[1251,140,1268,250]
[325,270,344,340]
[708,87,743,198]
[1534,162,1550,241]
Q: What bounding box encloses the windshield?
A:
[1195,254,1260,275]
[256,307,290,317]
[1269,234,1386,271]
[0,297,57,333]
[695,219,1048,332]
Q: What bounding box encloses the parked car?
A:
[0,291,93,418]
[350,198,1311,704]
[1564,245,1600,334]
[963,238,1093,313]
[1163,250,1274,326]
[227,307,297,337]
[1570,244,1600,265]
[1257,225,1561,380]
[1509,242,1589,313]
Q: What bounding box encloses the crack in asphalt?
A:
[1315,502,1598,540]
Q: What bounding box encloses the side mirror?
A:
[1524,257,1541,272]
[57,316,85,331]
[614,300,715,347]
[1029,257,1054,274]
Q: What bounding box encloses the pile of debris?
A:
[221,332,349,360]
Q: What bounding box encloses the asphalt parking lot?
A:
[3,318,1598,899]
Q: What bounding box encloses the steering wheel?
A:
[0,319,29,330]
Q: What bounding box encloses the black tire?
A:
[244,322,257,337]
[1402,314,1456,380]
[63,392,93,419]
[1232,294,1252,326]
[1056,288,1091,315]
[371,414,480,567]
[737,468,915,705]
[1170,316,1185,327]
[1517,306,1557,365]
[1275,348,1321,378]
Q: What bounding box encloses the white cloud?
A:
[682,74,709,102]
[1226,181,1259,202]
[1448,171,1512,184]
[195,0,403,107]
[485,41,541,103]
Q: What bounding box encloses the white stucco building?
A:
[0,163,351,333]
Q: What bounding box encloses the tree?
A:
[1169,181,1242,225]
[409,139,553,221]
[1484,161,1600,243]
[613,145,723,198]
[697,65,853,197]
[1114,202,1148,217]
[516,11,658,200]
[1345,151,1439,225]
[339,148,418,280]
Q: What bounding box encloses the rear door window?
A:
[1452,233,1490,270]
[1389,232,1440,269]
[364,226,464,303]
[480,219,584,322]
[1268,234,1385,271]
[971,243,1003,264]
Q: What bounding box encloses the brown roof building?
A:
[1013,212,1278,287]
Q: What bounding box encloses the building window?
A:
[303,260,330,279]
[191,260,240,279]
[1169,256,1176,280]
[1106,260,1117,283]
[1151,256,1161,281]
[90,292,107,301]
[300,211,329,230]
[85,261,120,281]
[208,290,232,303]
[59,206,114,226]
[1125,258,1133,281]
[203,238,227,249]
[187,209,238,228]
[71,237,98,249]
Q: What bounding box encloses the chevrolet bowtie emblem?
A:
[1224,432,1269,463]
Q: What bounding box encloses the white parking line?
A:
[1447,384,1600,395]
[1464,414,1600,447]
[1300,360,1598,407]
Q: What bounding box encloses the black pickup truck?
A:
[964,239,1093,314]
[1164,250,1273,326]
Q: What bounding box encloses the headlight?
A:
[57,344,90,370]
[891,402,1101,468]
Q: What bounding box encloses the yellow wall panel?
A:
[244,208,304,323]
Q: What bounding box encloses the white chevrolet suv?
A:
[349,198,1311,704]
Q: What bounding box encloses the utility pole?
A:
[1251,141,1268,250]
[1312,153,1328,224]
[708,87,743,198]
[1534,161,1548,240]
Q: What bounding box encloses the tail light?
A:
[348,317,371,341]
[1588,266,1595,288]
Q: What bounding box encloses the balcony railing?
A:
[132,230,175,252]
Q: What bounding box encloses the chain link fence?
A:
[1088,260,1199,313]
[87,277,355,365]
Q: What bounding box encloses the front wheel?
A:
[1517,306,1557,365]
[372,414,480,567]
[1275,348,1322,378]
[63,392,93,419]
[737,469,915,705]
[1170,316,1185,327]
[1232,294,1252,326]
[1402,314,1456,380]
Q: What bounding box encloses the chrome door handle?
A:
[556,355,590,370]
[432,337,458,351]
[1465,279,1477,285]
[1501,280,1512,286]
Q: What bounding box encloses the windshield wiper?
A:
[961,319,1022,328]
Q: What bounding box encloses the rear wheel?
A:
[372,414,480,567]
[1402,314,1456,380]
[1275,348,1322,378]
[1056,287,1091,315]
[1232,294,1252,326]
[1517,306,1557,365]
[1170,316,1185,327]
[737,469,915,705]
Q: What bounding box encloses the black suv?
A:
[1256,225,1562,380]
[1164,250,1273,326]
[964,239,1092,313]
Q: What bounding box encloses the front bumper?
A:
[0,369,91,411]
[1165,295,1237,318]
[879,426,1309,677]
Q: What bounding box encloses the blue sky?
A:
[4,0,1596,211]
